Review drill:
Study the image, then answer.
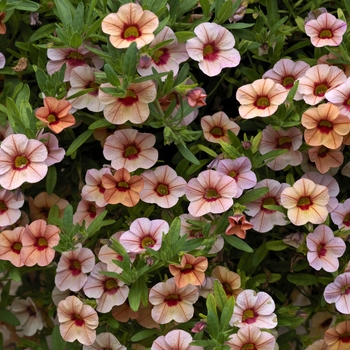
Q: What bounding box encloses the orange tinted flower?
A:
[211,266,242,299]
[0,12,6,34]
[309,145,344,174]
[324,320,350,350]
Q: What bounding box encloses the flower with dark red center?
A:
[0,226,25,267]
[324,273,350,314]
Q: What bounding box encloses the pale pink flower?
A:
[331,199,350,229]
[216,157,257,197]
[308,145,344,174]
[10,297,43,336]
[137,26,189,79]
[149,277,199,324]
[73,200,105,228]
[119,217,169,254]
[83,332,126,350]
[67,66,105,112]
[186,87,207,107]
[225,214,253,239]
[152,329,203,350]
[201,111,240,144]
[280,178,329,225]
[305,12,347,47]
[99,80,156,125]
[262,58,310,100]
[0,134,48,190]
[258,125,303,170]
[186,22,240,77]
[37,131,65,166]
[236,78,289,119]
[0,121,13,141]
[186,170,237,217]
[47,42,103,81]
[306,225,345,272]
[52,286,70,306]
[103,129,158,172]
[20,219,60,267]
[324,272,350,313]
[0,226,25,267]
[140,165,186,208]
[101,3,159,49]
[298,64,346,105]
[318,53,350,77]
[325,77,350,117]
[226,325,276,350]
[83,262,129,313]
[0,52,5,69]
[244,179,289,233]
[55,244,95,292]
[0,188,24,227]
[57,295,98,345]
[81,168,112,207]
[230,289,278,329]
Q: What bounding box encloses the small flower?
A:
[318,53,350,77]
[324,273,350,313]
[73,200,105,228]
[305,12,347,47]
[306,225,346,272]
[0,134,48,190]
[0,188,24,227]
[186,22,240,77]
[236,78,289,119]
[305,339,328,350]
[57,295,98,346]
[230,289,278,329]
[83,332,126,350]
[225,215,253,239]
[101,3,159,49]
[186,87,207,107]
[37,131,65,166]
[331,198,350,229]
[152,329,203,350]
[211,266,242,299]
[324,320,350,349]
[201,111,240,144]
[0,12,6,34]
[186,170,237,217]
[0,52,6,69]
[280,178,329,225]
[308,145,344,174]
[140,165,186,208]
[149,277,199,324]
[325,76,350,117]
[0,227,25,267]
[103,129,158,172]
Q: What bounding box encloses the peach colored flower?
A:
[331,199,350,229]
[152,330,203,350]
[236,78,289,119]
[0,134,48,190]
[324,320,350,350]
[225,215,253,239]
[101,3,159,49]
[318,53,350,77]
[112,301,138,323]
[35,97,76,134]
[103,129,158,172]
[201,111,239,143]
[57,295,98,346]
[211,265,242,299]
[186,170,237,217]
[83,332,126,350]
[20,219,60,267]
[305,12,347,47]
[102,168,144,207]
[298,64,346,105]
[73,199,105,228]
[140,165,186,208]
[169,253,208,288]
[99,80,156,125]
[186,22,240,77]
[280,178,329,225]
[308,145,344,174]
[0,188,24,227]
[325,76,350,117]
[0,227,25,267]
[302,103,350,149]
[0,12,6,34]
[149,277,199,324]
[306,339,328,350]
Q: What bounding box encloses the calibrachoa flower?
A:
[151,329,203,350]
[324,320,350,350]
[186,22,240,77]
[258,125,303,171]
[225,214,254,239]
[168,253,208,288]
[236,78,289,119]
[230,289,278,329]
[102,168,144,207]
[325,76,350,117]
[324,273,350,313]
[186,87,207,107]
[308,145,344,174]
[318,53,350,77]
[119,217,169,254]
[99,80,156,125]
[0,134,48,190]
[186,170,237,217]
[306,340,328,350]
[280,178,329,225]
[149,277,199,324]
[73,199,105,228]
[297,64,346,105]
[301,103,350,149]
[0,52,5,69]
[55,244,95,292]
[140,165,187,208]
[101,2,159,49]
[20,219,60,267]
[201,111,240,144]
[331,198,350,229]
[306,225,346,272]
[0,12,6,34]
[103,129,158,172]
[38,131,65,166]
[0,188,24,227]
[35,97,76,134]
[0,226,25,267]
[57,295,98,346]
[211,265,242,299]
[305,12,347,47]
[83,332,126,350]
[225,325,276,350]
[83,262,129,313]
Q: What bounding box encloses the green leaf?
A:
[214,0,234,24]
[266,240,289,251]
[197,144,218,157]
[213,280,227,311]
[207,310,219,339]
[175,31,196,42]
[222,233,253,253]
[129,280,143,312]
[54,0,74,28]
[9,266,21,282]
[266,0,278,23]
[87,210,108,236]
[262,205,286,214]
[0,281,11,307]
[69,32,83,48]
[66,129,94,156]
[0,307,20,326]
[51,325,66,350]
[252,243,268,267]
[88,118,113,130]
[11,0,40,11]
[199,0,210,16]
[220,296,235,329]
[46,166,57,195]
[29,23,57,42]
[123,42,138,78]
[131,329,157,342]
[224,23,255,29]
[231,29,256,41]
[237,187,269,205]
[241,67,261,81]
[62,205,73,233]
[104,64,121,87]
[177,142,200,165]
[72,2,84,33]
[85,17,103,40]
[287,274,319,285]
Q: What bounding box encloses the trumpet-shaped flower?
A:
[308,145,344,174]
[83,332,126,350]
[73,199,105,228]
[186,22,240,77]
[152,330,203,350]
[324,320,350,350]
[0,134,48,190]
[325,76,350,117]
[101,3,159,49]
[280,178,329,225]
[38,131,65,166]
[225,215,254,239]
[0,188,24,227]
[236,78,289,119]
[324,273,350,314]
[0,227,25,267]
[0,52,5,69]
[211,265,242,299]
[331,199,350,229]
